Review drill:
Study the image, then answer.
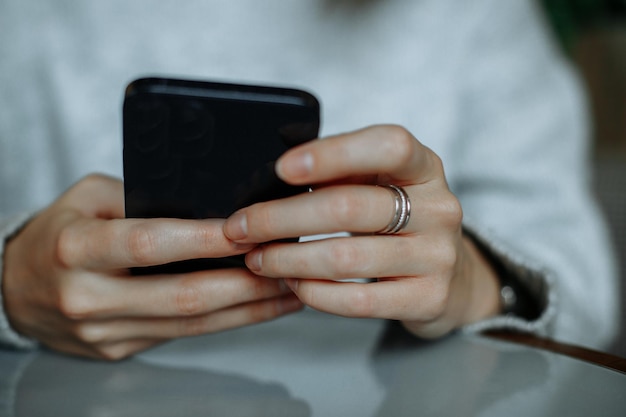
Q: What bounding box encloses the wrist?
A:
[459,236,501,323]
[462,233,542,321]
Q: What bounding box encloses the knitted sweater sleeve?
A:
[453,0,618,349]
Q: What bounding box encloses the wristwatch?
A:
[464,228,542,320]
[500,283,518,316]
[496,267,541,320]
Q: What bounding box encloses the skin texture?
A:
[3,174,303,360]
[223,125,501,338]
[3,124,501,360]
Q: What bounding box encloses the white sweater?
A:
[0,0,618,349]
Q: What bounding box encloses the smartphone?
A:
[123,77,320,273]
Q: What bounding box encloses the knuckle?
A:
[392,238,419,264]
[437,193,463,228]
[328,191,362,228]
[428,152,446,175]
[345,287,376,318]
[327,242,363,277]
[125,224,159,265]
[67,174,112,199]
[435,238,459,271]
[94,341,155,361]
[57,284,97,320]
[72,323,108,344]
[95,346,130,362]
[421,280,451,321]
[80,173,108,189]
[382,125,415,164]
[196,226,223,254]
[55,226,80,268]
[174,279,205,316]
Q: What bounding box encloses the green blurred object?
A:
[540,0,626,53]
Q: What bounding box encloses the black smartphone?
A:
[123,77,320,273]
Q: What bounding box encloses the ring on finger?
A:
[377,184,411,234]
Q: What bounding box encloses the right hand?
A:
[2,174,303,360]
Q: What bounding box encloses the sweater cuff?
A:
[0,212,39,350]
[460,218,557,338]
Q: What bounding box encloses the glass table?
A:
[2,309,625,416]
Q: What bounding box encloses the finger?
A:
[43,336,164,361]
[17,304,168,360]
[287,278,448,323]
[57,217,255,270]
[243,234,456,280]
[225,185,399,241]
[58,268,294,319]
[276,125,445,186]
[89,339,166,361]
[225,182,460,243]
[61,174,126,219]
[67,293,303,344]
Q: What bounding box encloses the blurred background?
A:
[540,0,626,357]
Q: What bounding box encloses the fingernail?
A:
[225,211,247,241]
[277,150,313,180]
[285,278,299,291]
[247,249,262,272]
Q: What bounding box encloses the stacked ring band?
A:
[378,184,411,234]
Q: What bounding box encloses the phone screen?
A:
[123,77,320,272]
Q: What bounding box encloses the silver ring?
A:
[377,184,411,234]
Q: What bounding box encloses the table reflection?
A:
[371,322,548,416]
[15,351,309,417]
[2,310,625,417]
[370,322,626,417]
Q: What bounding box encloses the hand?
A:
[224,125,501,338]
[3,174,303,360]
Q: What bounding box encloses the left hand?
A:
[224,125,501,338]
